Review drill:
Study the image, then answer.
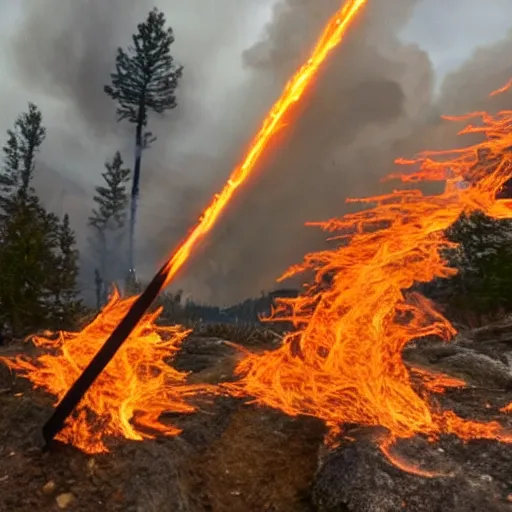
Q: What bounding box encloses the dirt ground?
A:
[1,322,512,512]
[0,336,326,512]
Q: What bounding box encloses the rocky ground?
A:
[1,321,512,512]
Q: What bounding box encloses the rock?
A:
[434,350,512,389]
[56,492,75,509]
[312,437,510,512]
[403,343,512,389]
[172,337,237,374]
[42,480,57,495]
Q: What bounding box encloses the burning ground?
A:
[1,318,512,511]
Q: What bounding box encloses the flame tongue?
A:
[229,87,512,447]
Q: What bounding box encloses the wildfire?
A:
[0,289,197,454]
[2,1,511,474]
[228,83,512,452]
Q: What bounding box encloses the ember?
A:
[228,80,512,458]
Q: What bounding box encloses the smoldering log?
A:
[42,264,168,448]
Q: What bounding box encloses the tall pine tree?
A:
[88,151,130,306]
[104,8,182,279]
[0,103,45,217]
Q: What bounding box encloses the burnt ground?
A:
[0,322,512,512]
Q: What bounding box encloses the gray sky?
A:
[1,0,509,180]
[401,0,512,80]
[0,0,511,304]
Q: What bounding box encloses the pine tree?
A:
[104,7,182,275]
[444,210,512,314]
[0,103,45,219]
[49,214,83,329]
[88,151,131,304]
[0,105,83,336]
[89,151,131,230]
[0,105,59,335]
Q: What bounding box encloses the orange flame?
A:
[228,83,512,449]
[160,0,368,287]
[0,289,198,454]
[409,367,466,394]
[501,403,512,413]
[379,436,452,478]
[489,78,512,97]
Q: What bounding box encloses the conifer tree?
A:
[0,103,45,219]
[49,214,83,329]
[88,151,131,304]
[104,8,182,276]
[445,211,512,313]
[0,104,82,335]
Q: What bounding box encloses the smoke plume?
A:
[1,0,511,304]
[173,0,512,304]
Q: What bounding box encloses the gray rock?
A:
[312,436,511,512]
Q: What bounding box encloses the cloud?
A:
[0,0,271,297]
[164,0,435,303]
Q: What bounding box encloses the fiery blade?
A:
[160,0,368,287]
[0,289,197,454]
[228,83,512,453]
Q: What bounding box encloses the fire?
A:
[409,367,466,394]
[228,83,512,450]
[159,0,368,287]
[379,436,451,478]
[501,403,512,413]
[0,289,197,454]
[490,78,512,97]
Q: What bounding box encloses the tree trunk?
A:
[128,121,143,274]
[94,269,103,311]
[101,233,109,305]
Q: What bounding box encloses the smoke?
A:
[164,0,434,302]
[1,0,511,304]
[168,0,512,304]
[0,0,272,298]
